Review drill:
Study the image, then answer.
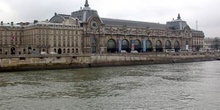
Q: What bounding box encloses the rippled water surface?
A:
[0,61,220,110]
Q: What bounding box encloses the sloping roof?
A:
[101,18,168,30]
[49,14,70,23]
[58,14,70,19]
[191,29,205,37]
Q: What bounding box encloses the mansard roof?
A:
[191,29,205,37]
[49,13,68,23]
[58,14,70,19]
[101,18,168,30]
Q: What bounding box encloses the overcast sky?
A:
[0,0,219,38]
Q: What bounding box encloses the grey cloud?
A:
[0,0,220,37]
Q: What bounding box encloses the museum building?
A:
[0,0,205,55]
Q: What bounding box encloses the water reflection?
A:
[0,61,220,110]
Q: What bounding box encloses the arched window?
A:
[107,39,116,53]
[107,39,116,49]
[165,40,172,49]
[156,40,162,48]
[134,40,141,49]
[92,38,97,53]
[156,40,163,52]
[146,40,153,52]
[174,41,180,48]
[174,41,180,52]
[146,40,152,48]
[122,39,129,51]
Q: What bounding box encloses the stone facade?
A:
[0,18,83,55]
[0,0,205,55]
[0,22,23,55]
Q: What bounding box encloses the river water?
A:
[0,61,220,110]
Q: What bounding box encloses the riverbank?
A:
[0,52,219,72]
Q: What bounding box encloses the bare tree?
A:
[212,37,220,50]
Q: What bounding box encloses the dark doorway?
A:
[11,47,16,55]
[58,48,62,54]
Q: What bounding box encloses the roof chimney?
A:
[0,21,3,25]
[11,22,14,26]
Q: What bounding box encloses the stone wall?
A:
[0,52,219,72]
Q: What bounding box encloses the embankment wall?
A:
[0,52,219,72]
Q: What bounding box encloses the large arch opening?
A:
[174,41,180,52]
[134,39,141,52]
[165,40,172,49]
[122,39,130,52]
[107,39,117,53]
[156,40,163,52]
[58,48,62,54]
[146,40,153,52]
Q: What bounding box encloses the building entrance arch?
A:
[174,41,180,52]
[122,39,129,52]
[156,40,163,52]
[134,39,141,52]
[146,40,153,52]
[107,39,116,53]
[165,40,172,49]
